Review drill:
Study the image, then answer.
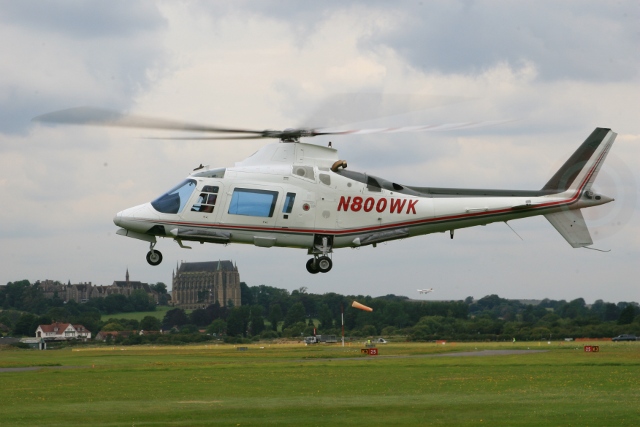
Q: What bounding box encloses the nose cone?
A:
[113,203,160,232]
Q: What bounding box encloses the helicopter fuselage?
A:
[113,129,616,273]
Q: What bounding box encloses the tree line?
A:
[0,280,166,336]
[152,285,640,342]
[1,280,639,342]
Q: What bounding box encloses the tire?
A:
[306,258,319,274]
[317,256,332,273]
[146,250,163,266]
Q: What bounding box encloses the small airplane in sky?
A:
[417,288,434,294]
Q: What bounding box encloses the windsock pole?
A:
[341,304,344,347]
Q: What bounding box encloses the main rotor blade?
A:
[143,120,512,140]
[33,106,266,136]
[142,135,267,140]
[33,106,511,141]
[313,119,513,136]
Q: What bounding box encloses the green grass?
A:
[100,305,190,322]
[1,341,639,426]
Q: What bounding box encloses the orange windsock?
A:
[352,300,373,312]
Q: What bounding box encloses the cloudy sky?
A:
[1,1,638,303]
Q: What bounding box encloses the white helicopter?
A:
[34,107,616,274]
[418,288,434,294]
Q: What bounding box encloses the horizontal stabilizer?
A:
[544,210,593,248]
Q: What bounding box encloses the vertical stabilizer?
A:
[545,210,593,248]
[542,128,617,193]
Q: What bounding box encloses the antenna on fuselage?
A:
[504,221,524,241]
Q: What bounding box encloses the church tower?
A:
[171,260,241,309]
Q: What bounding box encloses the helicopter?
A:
[34,107,616,274]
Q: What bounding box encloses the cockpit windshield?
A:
[151,179,197,214]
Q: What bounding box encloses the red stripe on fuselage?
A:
[133,140,609,238]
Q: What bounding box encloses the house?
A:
[35,322,92,341]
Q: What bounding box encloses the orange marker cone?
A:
[352,300,373,312]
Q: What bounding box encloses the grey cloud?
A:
[0,1,165,38]
[361,1,640,82]
[174,1,640,83]
[0,2,167,135]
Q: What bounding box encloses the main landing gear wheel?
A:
[306,256,332,274]
[146,250,163,266]
[317,256,332,273]
[306,258,319,274]
[306,235,334,274]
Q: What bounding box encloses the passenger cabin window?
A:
[292,166,315,181]
[283,192,296,213]
[151,179,197,214]
[191,185,219,213]
[228,188,278,217]
[319,174,331,185]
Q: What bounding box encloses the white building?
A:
[35,322,92,341]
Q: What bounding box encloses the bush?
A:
[123,334,143,345]
[282,322,306,338]
[303,325,316,336]
[321,328,340,336]
[381,326,397,336]
[180,324,199,334]
[101,322,125,332]
[11,342,30,349]
[360,324,377,336]
[260,330,279,339]
[140,316,162,331]
[206,319,227,336]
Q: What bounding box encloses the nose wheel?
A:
[306,255,332,274]
[146,242,163,266]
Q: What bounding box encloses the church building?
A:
[171,260,241,309]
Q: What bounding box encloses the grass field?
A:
[100,306,183,322]
[1,341,638,426]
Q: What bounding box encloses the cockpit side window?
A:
[151,179,197,214]
[191,185,219,213]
